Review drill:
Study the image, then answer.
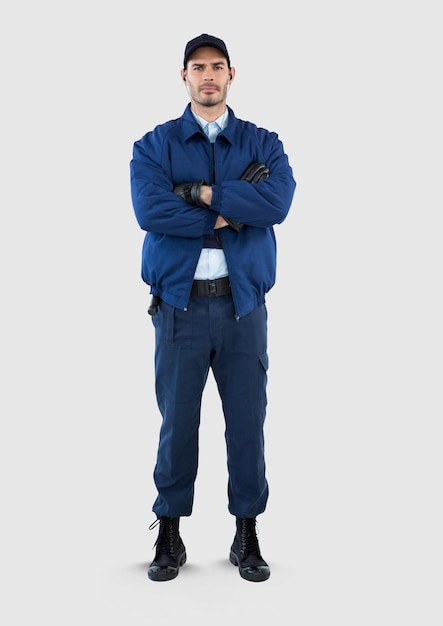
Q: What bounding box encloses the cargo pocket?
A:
[258,352,269,397]
[259,352,269,372]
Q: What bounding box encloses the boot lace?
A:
[240,518,261,556]
[149,517,175,556]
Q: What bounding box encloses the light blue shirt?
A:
[192,109,229,143]
[191,109,229,280]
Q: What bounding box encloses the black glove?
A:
[173,180,208,208]
[240,162,270,184]
[225,162,270,232]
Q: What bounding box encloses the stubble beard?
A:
[193,86,228,109]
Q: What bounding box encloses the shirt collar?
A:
[191,108,229,133]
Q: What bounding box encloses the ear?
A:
[228,67,236,82]
[181,69,187,82]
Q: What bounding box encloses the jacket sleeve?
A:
[130,135,217,237]
[210,132,296,229]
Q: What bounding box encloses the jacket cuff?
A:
[203,209,218,235]
[209,184,220,212]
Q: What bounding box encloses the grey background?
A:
[1,1,441,623]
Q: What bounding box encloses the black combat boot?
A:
[147,516,187,581]
[229,517,270,582]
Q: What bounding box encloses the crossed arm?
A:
[173,162,270,231]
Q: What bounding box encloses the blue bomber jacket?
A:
[130,104,296,319]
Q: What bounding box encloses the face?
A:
[182,46,234,116]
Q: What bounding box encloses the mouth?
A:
[200,85,218,93]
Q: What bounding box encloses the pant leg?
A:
[151,299,211,517]
[210,298,269,518]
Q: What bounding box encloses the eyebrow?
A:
[190,61,227,69]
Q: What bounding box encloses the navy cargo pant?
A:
[150,292,269,519]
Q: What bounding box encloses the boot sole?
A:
[229,550,270,582]
[148,550,187,582]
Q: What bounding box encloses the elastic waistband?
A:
[191,277,231,297]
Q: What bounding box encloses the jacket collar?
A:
[181,103,236,144]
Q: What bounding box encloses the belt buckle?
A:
[208,279,217,296]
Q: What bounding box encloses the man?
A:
[130,33,296,582]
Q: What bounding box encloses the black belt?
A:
[191,276,231,297]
